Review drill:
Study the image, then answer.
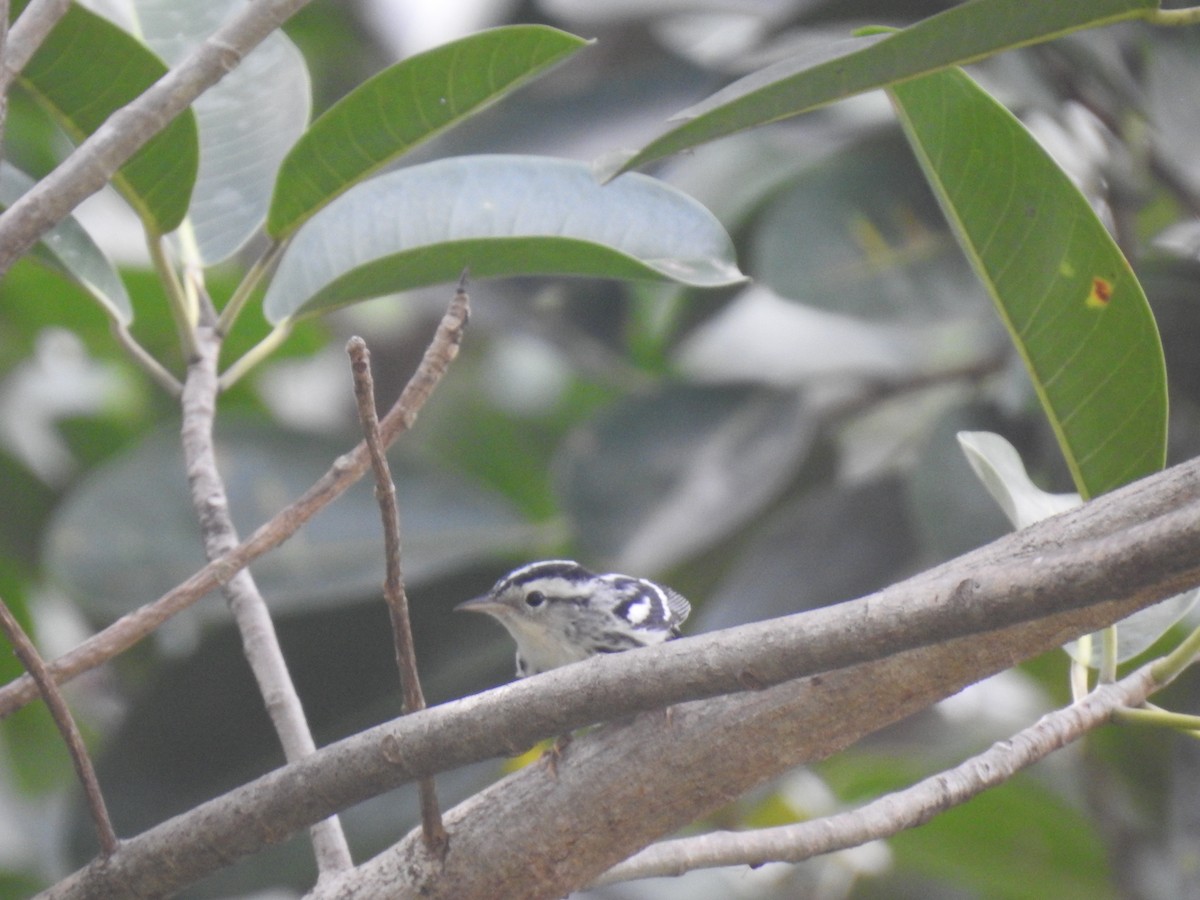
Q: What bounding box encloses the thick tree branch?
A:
[0,0,316,275]
[592,664,1160,885]
[0,291,469,719]
[308,599,1174,899]
[41,459,1200,898]
[181,311,352,873]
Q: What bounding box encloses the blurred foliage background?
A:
[4,0,1200,897]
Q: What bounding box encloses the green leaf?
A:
[18,2,199,233]
[604,0,1157,177]
[890,69,1166,498]
[263,155,745,324]
[267,25,591,239]
[0,163,132,324]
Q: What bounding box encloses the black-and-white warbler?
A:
[455,560,691,677]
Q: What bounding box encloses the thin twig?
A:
[591,667,1159,886]
[348,329,449,857]
[0,287,470,719]
[0,596,118,856]
[181,289,352,874]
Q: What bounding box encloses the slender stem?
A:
[147,232,197,361]
[1113,704,1200,736]
[1098,624,1119,684]
[1069,640,1090,703]
[181,294,352,874]
[1146,7,1200,27]
[0,596,119,856]
[217,238,286,335]
[348,334,449,857]
[218,318,294,390]
[1151,616,1200,685]
[110,321,182,396]
[0,284,468,717]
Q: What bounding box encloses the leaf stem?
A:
[147,232,197,360]
[217,238,286,335]
[1145,7,1200,27]
[111,321,182,396]
[217,318,294,390]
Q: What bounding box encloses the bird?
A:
[455,559,691,678]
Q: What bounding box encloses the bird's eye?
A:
[525,590,546,608]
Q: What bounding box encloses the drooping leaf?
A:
[603,0,1158,177]
[958,431,1194,665]
[268,25,590,239]
[262,155,745,324]
[18,2,199,233]
[890,69,1166,498]
[0,163,132,324]
[956,432,1081,529]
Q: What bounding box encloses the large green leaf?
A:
[890,69,1166,498]
[603,0,1158,177]
[18,2,199,233]
[263,155,745,323]
[0,163,132,324]
[268,25,590,239]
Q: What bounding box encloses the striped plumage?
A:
[455,560,691,677]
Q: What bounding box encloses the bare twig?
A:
[0,596,118,857]
[347,327,450,857]
[181,294,352,874]
[592,665,1159,886]
[0,289,470,719]
[0,0,317,275]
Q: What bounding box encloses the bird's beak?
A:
[454,595,502,614]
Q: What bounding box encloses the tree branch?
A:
[181,307,352,873]
[347,332,448,856]
[0,0,68,93]
[40,460,1200,898]
[306,598,1175,899]
[0,289,469,719]
[592,664,1160,886]
[0,0,316,275]
[0,596,118,857]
